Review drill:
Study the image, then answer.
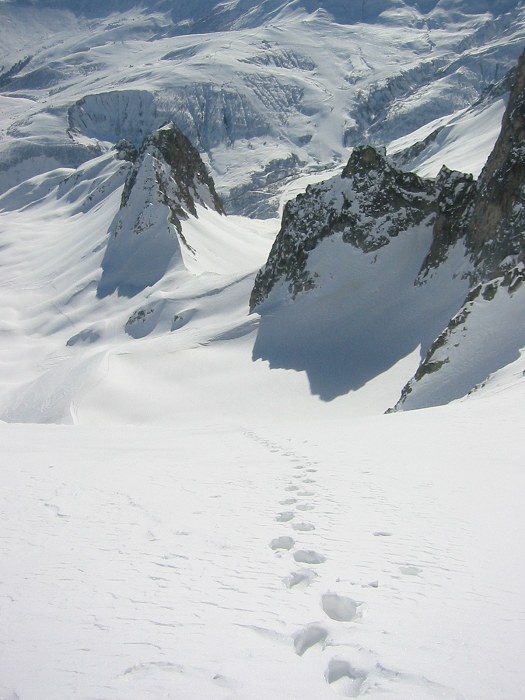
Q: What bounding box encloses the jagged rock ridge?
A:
[250,48,525,408]
[97,123,223,298]
[249,146,471,311]
[395,49,525,409]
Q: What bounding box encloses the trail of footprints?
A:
[243,431,370,698]
[243,430,458,699]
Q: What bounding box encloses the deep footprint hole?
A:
[325,658,367,697]
[321,593,361,622]
[293,624,328,656]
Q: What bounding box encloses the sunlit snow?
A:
[0,1,524,699]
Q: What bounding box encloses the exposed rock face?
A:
[466,49,525,278]
[394,48,525,408]
[250,146,469,311]
[250,48,525,408]
[97,123,223,298]
[119,125,224,224]
[417,166,475,279]
[393,266,525,410]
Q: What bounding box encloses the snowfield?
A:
[1,392,524,700]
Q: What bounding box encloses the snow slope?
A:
[1,393,524,700]
[395,268,525,409]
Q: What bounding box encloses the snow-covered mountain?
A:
[251,46,525,407]
[1,0,524,216]
[98,123,224,298]
[0,0,523,421]
[1,3,525,700]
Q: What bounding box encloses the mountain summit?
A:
[98,123,224,298]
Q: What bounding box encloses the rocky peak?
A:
[143,125,224,218]
[120,123,224,227]
[342,145,436,212]
[114,139,138,162]
[250,145,444,311]
[341,145,388,178]
[97,123,224,298]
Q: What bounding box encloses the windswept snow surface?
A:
[1,393,524,700]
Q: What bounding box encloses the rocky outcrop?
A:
[120,125,224,223]
[249,145,475,401]
[393,265,525,410]
[97,123,223,298]
[393,49,525,409]
[250,146,471,311]
[466,50,525,278]
[250,48,525,409]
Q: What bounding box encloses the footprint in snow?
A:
[399,565,422,576]
[283,568,317,589]
[44,502,69,519]
[269,536,295,551]
[373,531,392,537]
[280,498,297,505]
[294,549,326,564]
[297,503,315,511]
[321,593,361,622]
[275,511,295,523]
[285,485,300,492]
[292,521,315,532]
[326,655,460,698]
[212,673,239,689]
[325,658,367,697]
[293,624,328,655]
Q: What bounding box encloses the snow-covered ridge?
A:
[249,146,470,310]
